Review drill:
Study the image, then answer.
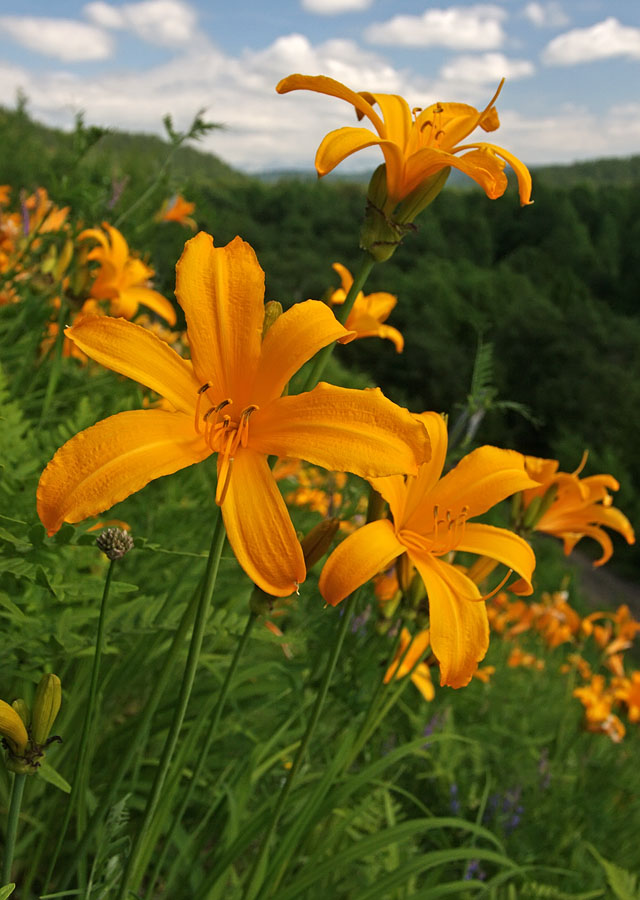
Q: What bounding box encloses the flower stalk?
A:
[243,589,360,900]
[2,772,26,884]
[117,507,226,898]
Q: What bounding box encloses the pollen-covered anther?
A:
[194,382,212,434]
[213,404,260,505]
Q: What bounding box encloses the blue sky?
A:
[0,1,639,174]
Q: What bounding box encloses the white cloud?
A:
[542,17,640,65]
[301,0,373,13]
[440,53,534,83]
[84,0,197,45]
[0,16,113,62]
[523,3,569,29]
[364,5,507,49]
[0,30,638,174]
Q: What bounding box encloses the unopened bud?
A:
[262,301,283,339]
[396,552,415,596]
[300,518,340,572]
[96,526,134,560]
[54,238,74,279]
[366,488,386,524]
[394,168,450,225]
[31,673,61,745]
[0,699,29,756]
[11,698,30,729]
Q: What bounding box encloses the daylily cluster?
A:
[327,263,403,352]
[0,185,70,305]
[37,232,429,597]
[519,454,635,565]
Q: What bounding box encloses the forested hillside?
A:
[3,103,639,569]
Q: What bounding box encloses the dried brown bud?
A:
[96,527,134,560]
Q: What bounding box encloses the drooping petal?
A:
[455,523,536,595]
[360,291,397,323]
[37,410,211,536]
[345,312,404,351]
[411,551,489,688]
[120,287,177,325]
[426,446,538,523]
[276,74,386,135]
[411,667,436,701]
[251,300,354,406]
[250,382,429,480]
[174,233,265,403]
[220,449,305,597]
[315,127,386,177]
[559,525,614,567]
[319,519,405,606]
[66,315,200,415]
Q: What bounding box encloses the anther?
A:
[197,382,211,394]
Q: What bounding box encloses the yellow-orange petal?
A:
[174,233,265,403]
[37,409,211,535]
[276,74,386,135]
[315,127,387,177]
[66,315,200,415]
[368,93,413,148]
[319,519,405,606]
[401,411,449,527]
[411,666,436,701]
[220,448,305,597]
[251,300,354,406]
[250,383,429,480]
[121,287,177,325]
[360,291,397,322]
[455,523,536,595]
[0,699,29,754]
[428,446,538,522]
[346,312,404,352]
[410,551,489,688]
[368,474,407,524]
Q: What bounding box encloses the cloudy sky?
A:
[0,0,639,174]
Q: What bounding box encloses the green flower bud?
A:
[11,698,30,729]
[31,674,61,746]
[262,300,283,339]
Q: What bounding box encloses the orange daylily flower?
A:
[522,455,635,566]
[79,222,177,325]
[157,194,197,230]
[276,75,532,209]
[0,185,11,206]
[319,411,537,687]
[25,187,69,234]
[328,263,403,352]
[37,233,429,597]
[384,627,434,701]
[613,672,640,723]
[574,675,625,742]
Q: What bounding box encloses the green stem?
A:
[2,772,26,884]
[243,590,359,900]
[39,291,68,424]
[44,558,116,891]
[113,148,177,230]
[116,508,226,899]
[56,572,204,893]
[144,611,257,898]
[301,254,375,392]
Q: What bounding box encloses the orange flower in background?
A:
[507,647,545,670]
[319,411,537,687]
[276,75,532,209]
[157,194,197,230]
[37,233,429,597]
[384,627,434,701]
[25,187,69,234]
[574,675,625,742]
[0,185,11,206]
[613,672,640,723]
[79,222,177,325]
[328,263,403,352]
[522,455,635,566]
